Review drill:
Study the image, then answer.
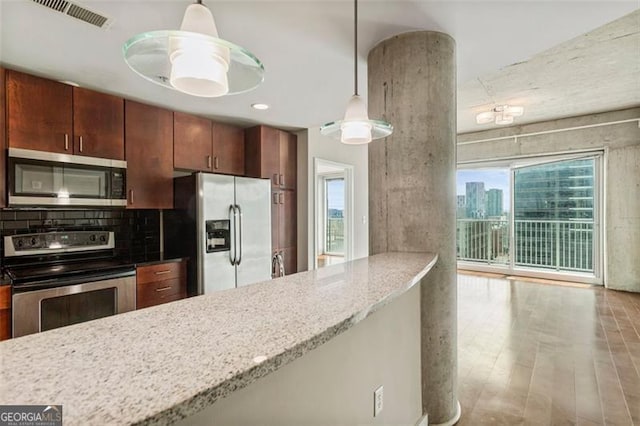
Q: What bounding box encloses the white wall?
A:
[297,128,369,271]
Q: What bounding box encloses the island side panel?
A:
[177,284,422,426]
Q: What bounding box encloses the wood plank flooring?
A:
[457,274,640,425]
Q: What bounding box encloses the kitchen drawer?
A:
[136,261,186,284]
[136,277,186,309]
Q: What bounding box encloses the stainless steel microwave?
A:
[8,148,127,207]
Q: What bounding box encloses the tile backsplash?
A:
[0,209,161,267]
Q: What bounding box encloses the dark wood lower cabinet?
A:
[272,189,297,276]
[0,286,11,341]
[136,261,187,310]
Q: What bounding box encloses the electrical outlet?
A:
[374,385,384,417]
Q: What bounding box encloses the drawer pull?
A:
[154,270,172,275]
[155,286,173,292]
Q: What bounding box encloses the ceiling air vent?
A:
[31,0,112,29]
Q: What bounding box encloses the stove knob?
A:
[90,234,97,242]
[31,238,37,246]
[17,240,24,248]
[100,235,107,243]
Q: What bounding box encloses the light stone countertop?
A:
[0,252,437,425]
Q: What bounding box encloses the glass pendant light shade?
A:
[169,4,230,97]
[123,2,264,97]
[321,95,391,144]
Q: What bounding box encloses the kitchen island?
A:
[0,252,437,425]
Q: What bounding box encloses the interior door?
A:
[235,176,272,287]
[198,173,236,293]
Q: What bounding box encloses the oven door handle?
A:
[11,269,136,293]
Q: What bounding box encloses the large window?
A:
[456,153,602,283]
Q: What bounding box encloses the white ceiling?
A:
[1,0,638,132]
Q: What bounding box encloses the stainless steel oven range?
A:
[4,231,136,338]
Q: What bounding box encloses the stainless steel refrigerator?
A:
[165,173,272,295]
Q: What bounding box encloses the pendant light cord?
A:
[354,0,358,96]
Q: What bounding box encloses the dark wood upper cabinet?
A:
[245,125,280,187]
[1,67,6,209]
[125,101,174,209]
[279,131,297,190]
[6,70,73,154]
[212,123,244,176]
[173,111,213,172]
[6,70,124,160]
[73,87,124,160]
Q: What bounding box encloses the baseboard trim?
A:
[422,400,462,426]
[415,413,428,426]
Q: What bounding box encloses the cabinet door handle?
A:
[279,193,284,204]
[279,174,284,186]
[129,189,134,205]
[155,286,173,292]
[79,135,84,153]
[64,134,69,151]
[214,156,219,170]
[273,193,278,204]
[154,270,172,275]
[273,173,279,185]
[207,155,212,169]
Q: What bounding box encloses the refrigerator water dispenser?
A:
[205,220,231,253]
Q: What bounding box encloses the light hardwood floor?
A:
[457,273,640,425]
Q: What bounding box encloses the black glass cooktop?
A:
[6,259,135,287]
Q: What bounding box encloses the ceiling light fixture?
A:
[476,105,524,125]
[320,0,393,144]
[251,103,270,110]
[122,0,264,98]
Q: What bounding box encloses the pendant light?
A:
[320,0,393,144]
[123,0,264,98]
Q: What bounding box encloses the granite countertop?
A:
[0,252,437,425]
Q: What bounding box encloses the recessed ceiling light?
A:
[251,103,270,110]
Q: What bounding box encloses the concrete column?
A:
[368,31,459,425]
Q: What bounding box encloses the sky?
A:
[457,169,510,211]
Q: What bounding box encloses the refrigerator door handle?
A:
[228,204,237,265]
[235,204,243,265]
